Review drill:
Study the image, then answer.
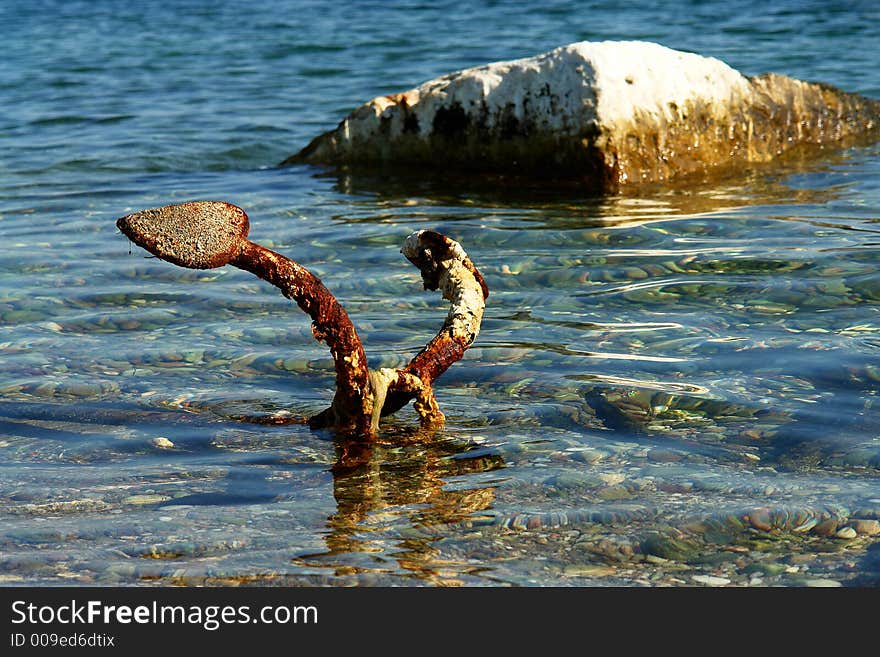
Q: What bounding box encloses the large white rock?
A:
[283,41,880,189]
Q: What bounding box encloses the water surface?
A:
[2,0,879,586]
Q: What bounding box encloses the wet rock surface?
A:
[283,41,880,189]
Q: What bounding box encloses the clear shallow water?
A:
[2,0,879,586]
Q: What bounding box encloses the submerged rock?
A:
[283,41,880,189]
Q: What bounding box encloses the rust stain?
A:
[405,230,489,300]
[231,240,370,434]
[381,229,488,423]
[116,201,249,269]
[117,201,487,439]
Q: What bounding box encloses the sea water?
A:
[1,0,879,586]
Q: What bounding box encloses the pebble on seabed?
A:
[691,575,731,586]
[122,494,171,505]
[150,437,174,449]
[804,578,842,587]
[834,526,857,539]
[851,519,880,536]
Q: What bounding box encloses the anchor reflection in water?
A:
[296,427,504,582]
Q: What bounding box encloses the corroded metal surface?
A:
[117,201,249,269]
[231,240,371,435]
[380,230,488,420]
[118,201,370,434]
[117,202,487,438]
[401,230,488,384]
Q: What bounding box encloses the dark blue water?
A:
[2,0,879,586]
